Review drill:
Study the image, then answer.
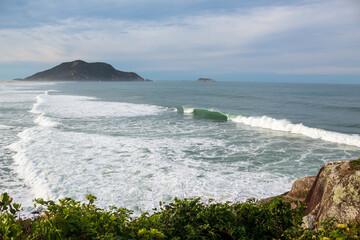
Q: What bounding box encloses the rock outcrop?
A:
[302,160,360,228]
[286,176,316,202]
[277,159,360,229]
[25,60,144,81]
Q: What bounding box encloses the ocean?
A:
[1,80,359,214]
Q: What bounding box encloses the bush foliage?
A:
[1,192,359,239]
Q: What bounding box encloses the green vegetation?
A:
[350,158,360,170]
[1,192,359,239]
[285,218,360,239]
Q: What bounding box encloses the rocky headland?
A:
[24,60,145,81]
[279,158,360,229]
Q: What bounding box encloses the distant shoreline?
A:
[0,79,152,83]
[0,80,21,83]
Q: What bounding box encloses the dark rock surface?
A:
[197,78,215,82]
[25,60,144,81]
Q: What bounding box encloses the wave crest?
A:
[30,90,60,127]
[177,107,228,121]
[176,106,360,148]
[230,115,360,148]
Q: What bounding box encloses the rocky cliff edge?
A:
[284,159,360,229]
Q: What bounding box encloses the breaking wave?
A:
[176,107,228,121]
[29,90,60,127]
[176,106,360,148]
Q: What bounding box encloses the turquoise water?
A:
[1,81,359,213]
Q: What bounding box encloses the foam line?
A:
[230,115,360,148]
[7,128,56,200]
[29,90,60,127]
[0,124,14,130]
[32,93,166,119]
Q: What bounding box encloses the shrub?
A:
[1,192,359,239]
[0,192,22,239]
[30,194,134,239]
[283,218,360,239]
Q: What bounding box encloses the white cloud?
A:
[0,0,359,75]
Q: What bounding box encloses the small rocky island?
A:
[197,78,216,82]
[24,60,145,81]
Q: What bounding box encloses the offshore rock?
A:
[25,60,145,81]
[197,78,215,82]
[303,159,360,228]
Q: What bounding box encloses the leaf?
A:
[10,208,16,215]
[12,203,21,210]
[1,192,9,202]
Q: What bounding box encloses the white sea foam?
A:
[183,107,195,114]
[33,93,167,119]
[7,123,293,212]
[0,83,54,103]
[33,115,60,127]
[230,115,360,148]
[0,91,41,103]
[30,91,60,127]
[0,124,14,130]
[7,129,55,200]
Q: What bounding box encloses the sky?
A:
[0,0,359,83]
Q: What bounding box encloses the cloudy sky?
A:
[0,0,359,82]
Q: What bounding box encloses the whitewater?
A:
[179,107,360,148]
[1,81,359,214]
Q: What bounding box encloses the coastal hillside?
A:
[25,60,144,81]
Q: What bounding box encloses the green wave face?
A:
[192,109,228,122]
[176,106,228,121]
[176,106,185,114]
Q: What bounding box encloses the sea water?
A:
[1,81,359,214]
